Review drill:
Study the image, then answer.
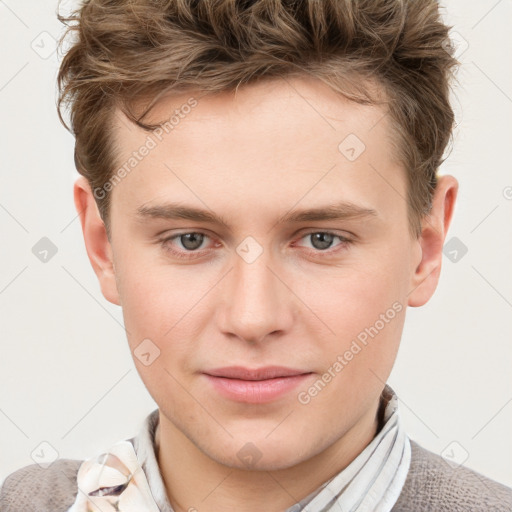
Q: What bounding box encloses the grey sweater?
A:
[1,439,511,511]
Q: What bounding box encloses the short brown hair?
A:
[57,0,460,239]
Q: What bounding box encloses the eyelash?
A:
[158,231,353,260]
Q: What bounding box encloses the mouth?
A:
[204,365,310,380]
[202,366,314,403]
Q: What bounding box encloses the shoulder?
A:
[0,458,82,512]
[392,439,512,512]
[0,437,138,512]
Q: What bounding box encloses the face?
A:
[76,75,454,471]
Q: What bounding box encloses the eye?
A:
[160,232,215,259]
[159,230,353,260]
[295,231,352,253]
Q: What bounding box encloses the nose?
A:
[216,242,295,344]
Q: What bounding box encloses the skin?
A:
[74,75,457,512]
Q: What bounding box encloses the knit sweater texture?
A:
[1,439,511,511]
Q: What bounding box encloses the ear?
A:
[407,174,458,307]
[73,176,121,306]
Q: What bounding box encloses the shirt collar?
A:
[132,384,410,512]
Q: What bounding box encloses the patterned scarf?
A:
[68,385,410,512]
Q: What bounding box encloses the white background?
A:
[1,0,511,489]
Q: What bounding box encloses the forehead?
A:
[109,76,406,228]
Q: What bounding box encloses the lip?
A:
[203,366,313,403]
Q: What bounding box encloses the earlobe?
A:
[407,174,459,308]
[73,176,121,306]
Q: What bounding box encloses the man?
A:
[2,0,511,510]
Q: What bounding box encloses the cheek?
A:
[115,247,202,331]
[296,255,407,334]
[294,269,406,419]
[116,263,202,408]
[115,255,219,383]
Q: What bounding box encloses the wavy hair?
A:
[57,0,460,239]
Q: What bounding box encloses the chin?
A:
[208,437,308,472]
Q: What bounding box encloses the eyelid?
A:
[295,228,354,239]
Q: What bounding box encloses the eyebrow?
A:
[135,201,378,229]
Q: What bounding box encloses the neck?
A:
[155,399,381,512]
